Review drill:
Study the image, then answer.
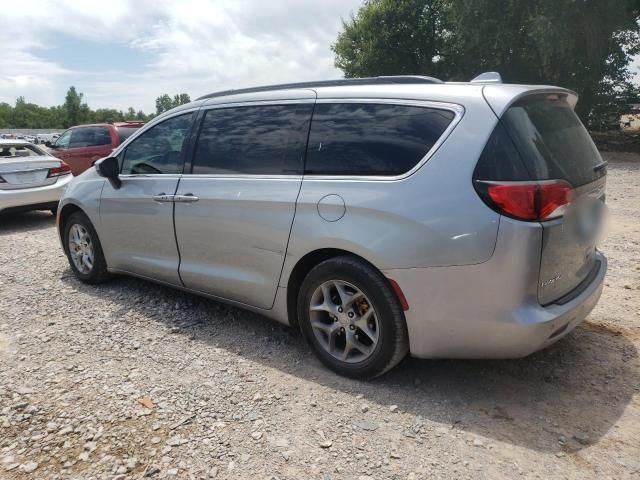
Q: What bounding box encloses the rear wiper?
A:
[593,161,608,173]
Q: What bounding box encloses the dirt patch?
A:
[0,157,639,479]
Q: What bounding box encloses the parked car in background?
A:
[0,139,72,216]
[35,133,60,145]
[48,122,144,176]
[57,75,607,378]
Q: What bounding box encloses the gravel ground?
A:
[0,152,639,480]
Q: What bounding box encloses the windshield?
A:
[0,144,49,160]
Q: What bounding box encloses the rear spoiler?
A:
[483,85,578,117]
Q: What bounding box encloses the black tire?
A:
[63,211,110,284]
[297,255,409,379]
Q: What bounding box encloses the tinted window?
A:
[473,123,531,181]
[192,104,313,175]
[69,127,112,148]
[305,103,455,176]
[54,130,72,149]
[116,126,140,142]
[501,95,604,186]
[121,113,193,175]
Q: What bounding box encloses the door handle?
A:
[175,194,199,203]
[152,193,175,203]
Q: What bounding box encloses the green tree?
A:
[333,0,450,79]
[63,86,85,127]
[155,93,192,115]
[93,108,124,123]
[0,102,11,128]
[155,94,174,115]
[0,91,153,129]
[445,0,640,127]
[173,93,191,106]
[332,0,640,127]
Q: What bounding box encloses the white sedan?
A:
[0,139,73,216]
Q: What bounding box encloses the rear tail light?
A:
[48,162,72,178]
[475,180,574,221]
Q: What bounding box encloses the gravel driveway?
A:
[1,153,639,480]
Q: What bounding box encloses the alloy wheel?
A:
[68,224,95,275]
[309,280,379,363]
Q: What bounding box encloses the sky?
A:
[0,0,363,113]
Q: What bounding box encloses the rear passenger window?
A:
[305,103,455,176]
[192,104,313,175]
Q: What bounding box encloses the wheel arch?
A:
[285,248,402,329]
[57,203,85,245]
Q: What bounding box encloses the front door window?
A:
[121,113,193,175]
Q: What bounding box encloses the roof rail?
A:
[197,75,443,101]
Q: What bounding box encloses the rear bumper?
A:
[0,174,72,213]
[383,217,607,359]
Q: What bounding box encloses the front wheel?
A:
[297,256,409,379]
[63,211,110,284]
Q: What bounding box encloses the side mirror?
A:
[45,141,53,148]
[95,156,121,189]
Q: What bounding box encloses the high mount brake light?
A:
[48,162,72,178]
[477,180,574,221]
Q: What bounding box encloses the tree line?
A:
[333,0,640,129]
[0,87,192,129]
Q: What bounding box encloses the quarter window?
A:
[305,103,455,176]
[121,113,193,175]
[192,104,313,175]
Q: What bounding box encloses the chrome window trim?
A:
[118,174,183,179]
[201,98,316,111]
[111,107,202,159]
[180,98,464,181]
[305,98,464,182]
[168,174,304,180]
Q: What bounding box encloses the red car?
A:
[48,122,144,176]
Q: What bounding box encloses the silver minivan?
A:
[57,75,607,378]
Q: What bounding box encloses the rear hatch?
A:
[475,92,606,305]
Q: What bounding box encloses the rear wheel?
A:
[63,211,110,284]
[298,256,408,379]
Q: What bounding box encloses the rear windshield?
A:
[475,94,606,187]
[501,95,604,186]
[116,127,140,142]
[0,144,48,159]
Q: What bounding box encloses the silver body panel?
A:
[100,175,183,286]
[384,218,606,358]
[175,176,302,309]
[57,82,607,359]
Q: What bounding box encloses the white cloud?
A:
[0,0,362,112]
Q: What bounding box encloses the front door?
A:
[174,102,314,308]
[99,112,196,285]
